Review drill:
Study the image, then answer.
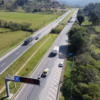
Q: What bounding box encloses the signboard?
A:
[68,53,73,56]
[14,76,40,85]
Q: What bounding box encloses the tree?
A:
[78,9,83,14]
[88,10,100,25]
[82,94,92,100]
[72,64,99,84]
[68,27,88,53]
[16,0,28,6]
[77,14,85,25]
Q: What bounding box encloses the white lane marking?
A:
[51,84,58,89]
[50,88,56,94]
[54,76,60,80]
[49,92,55,98]
[57,68,62,71]
[39,89,44,98]
[56,70,61,74]
[55,73,60,77]
[52,82,57,86]
[47,97,52,100]
[53,79,59,83]
[16,52,19,55]
[1,63,6,67]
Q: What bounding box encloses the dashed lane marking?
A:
[54,76,60,80]
[1,63,6,67]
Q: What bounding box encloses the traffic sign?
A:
[14,76,20,82]
[68,53,73,56]
[14,76,40,85]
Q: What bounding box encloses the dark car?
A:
[35,37,39,40]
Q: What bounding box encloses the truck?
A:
[24,36,33,45]
[52,46,59,55]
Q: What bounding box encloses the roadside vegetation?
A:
[61,6,100,100]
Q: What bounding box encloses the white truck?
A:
[52,46,59,55]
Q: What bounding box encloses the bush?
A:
[0,19,33,32]
[51,28,61,34]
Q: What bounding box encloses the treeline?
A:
[0,0,66,12]
[62,26,100,100]
[83,3,100,25]
[0,19,33,32]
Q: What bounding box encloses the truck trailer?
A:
[52,46,59,55]
[24,37,33,45]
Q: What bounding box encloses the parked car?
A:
[42,68,49,77]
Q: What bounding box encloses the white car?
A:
[59,62,63,67]
[42,68,49,77]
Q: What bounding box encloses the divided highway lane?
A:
[0,10,72,74]
[14,10,78,100]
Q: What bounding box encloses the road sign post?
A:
[5,76,40,97]
[5,77,14,97]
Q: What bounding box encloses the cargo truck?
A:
[24,37,33,45]
[52,46,59,55]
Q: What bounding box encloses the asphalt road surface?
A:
[0,10,74,75]
[14,10,78,100]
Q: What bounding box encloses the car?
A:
[59,62,63,67]
[35,37,39,40]
[42,68,49,77]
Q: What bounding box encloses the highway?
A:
[14,10,78,100]
[0,10,73,75]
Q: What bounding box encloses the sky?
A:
[55,0,100,6]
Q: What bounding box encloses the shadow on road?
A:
[48,52,55,58]
[59,45,68,59]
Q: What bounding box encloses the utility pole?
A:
[12,68,16,87]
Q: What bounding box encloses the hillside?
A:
[0,0,67,12]
[55,0,100,6]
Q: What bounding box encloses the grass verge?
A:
[60,60,72,100]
